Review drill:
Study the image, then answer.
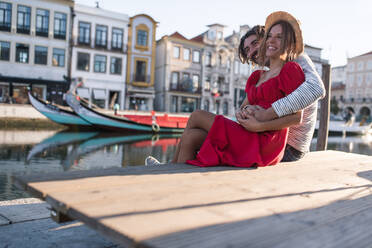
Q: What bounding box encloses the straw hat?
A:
[265,11,304,55]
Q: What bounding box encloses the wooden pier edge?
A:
[13,151,372,248]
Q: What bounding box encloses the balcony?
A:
[54,31,66,40]
[170,82,202,94]
[0,23,11,32]
[17,26,30,35]
[130,74,152,85]
[36,28,49,37]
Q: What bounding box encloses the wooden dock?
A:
[14,150,372,248]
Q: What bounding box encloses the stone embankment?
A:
[0,198,118,247]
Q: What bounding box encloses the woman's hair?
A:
[257,20,298,67]
[238,25,265,64]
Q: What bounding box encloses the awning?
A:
[129,93,154,99]
[77,88,90,98]
[93,89,106,100]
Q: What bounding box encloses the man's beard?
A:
[250,50,258,64]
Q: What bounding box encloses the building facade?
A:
[125,14,157,111]
[155,32,204,113]
[155,24,254,116]
[344,51,372,120]
[71,4,129,109]
[0,0,73,104]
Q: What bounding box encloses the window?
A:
[17,5,31,34]
[52,48,65,67]
[204,100,209,111]
[192,50,200,63]
[183,48,190,60]
[16,43,29,63]
[171,72,179,90]
[183,72,190,80]
[136,30,147,46]
[94,55,106,73]
[110,57,122,74]
[95,25,107,47]
[357,61,364,71]
[234,60,239,74]
[171,96,178,112]
[135,60,146,81]
[34,46,48,65]
[204,76,211,91]
[112,28,123,50]
[0,41,10,61]
[192,74,200,91]
[173,46,180,59]
[223,102,228,115]
[217,31,223,40]
[205,52,212,66]
[54,12,66,39]
[367,60,372,70]
[36,9,49,37]
[77,52,90,71]
[78,22,90,45]
[357,75,363,86]
[0,2,11,32]
[348,63,354,72]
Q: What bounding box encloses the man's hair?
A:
[257,20,298,67]
[238,25,265,64]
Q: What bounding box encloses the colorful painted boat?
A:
[28,91,92,128]
[65,92,188,133]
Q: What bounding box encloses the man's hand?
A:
[236,113,265,132]
[251,106,278,122]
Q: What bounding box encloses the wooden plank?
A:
[13,151,372,247]
[317,63,331,151]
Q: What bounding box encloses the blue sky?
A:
[76,0,372,67]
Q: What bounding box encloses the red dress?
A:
[187,62,305,167]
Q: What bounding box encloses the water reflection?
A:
[310,135,372,155]
[0,131,181,200]
[1,130,371,201]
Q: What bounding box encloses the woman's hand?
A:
[237,113,265,132]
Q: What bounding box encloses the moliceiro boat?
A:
[28,90,92,128]
[65,92,188,133]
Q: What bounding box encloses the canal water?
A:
[1,130,371,200]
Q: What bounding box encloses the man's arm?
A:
[237,110,303,132]
[254,53,325,121]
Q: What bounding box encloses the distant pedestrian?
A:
[114,103,120,115]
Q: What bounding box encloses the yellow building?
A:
[125,14,157,111]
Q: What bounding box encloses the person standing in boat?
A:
[147,11,319,167]
[114,102,120,115]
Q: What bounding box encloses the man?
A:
[236,24,325,162]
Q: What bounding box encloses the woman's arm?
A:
[237,110,303,132]
[253,53,325,121]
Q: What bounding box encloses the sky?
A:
[76,0,372,67]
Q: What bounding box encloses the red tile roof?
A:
[190,33,205,44]
[353,51,372,58]
[169,32,188,41]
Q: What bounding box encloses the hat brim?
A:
[265,11,303,55]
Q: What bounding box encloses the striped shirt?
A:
[272,53,325,153]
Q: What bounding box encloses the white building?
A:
[0,0,73,104]
[71,4,129,109]
[344,51,372,119]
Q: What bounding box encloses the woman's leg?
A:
[172,110,216,163]
[176,128,208,163]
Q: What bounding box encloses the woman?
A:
[147,11,305,167]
